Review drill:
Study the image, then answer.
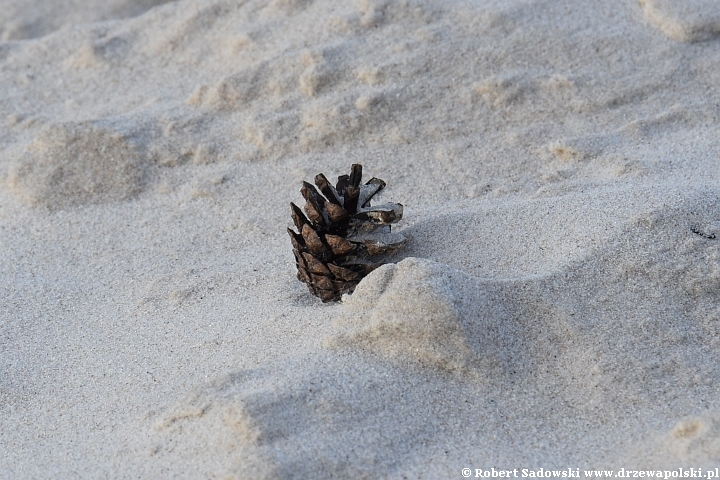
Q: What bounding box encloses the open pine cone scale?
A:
[288,164,406,302]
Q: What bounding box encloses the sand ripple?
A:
[640,0,720,42]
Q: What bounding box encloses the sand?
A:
[2,0,720,477]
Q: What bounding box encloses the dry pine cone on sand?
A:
[288,164,406,302]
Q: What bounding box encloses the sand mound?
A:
[331,259,487,372]
[6,122,146,208]
[332,184,720,414]
[639,0,720,42]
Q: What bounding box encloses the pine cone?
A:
[288,164,406,302]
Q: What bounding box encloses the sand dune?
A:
[2,0,720,477]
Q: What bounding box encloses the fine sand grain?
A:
[2,0,720,477]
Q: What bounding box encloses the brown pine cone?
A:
[288,164,406,302]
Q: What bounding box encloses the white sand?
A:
[2,0,720,476]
